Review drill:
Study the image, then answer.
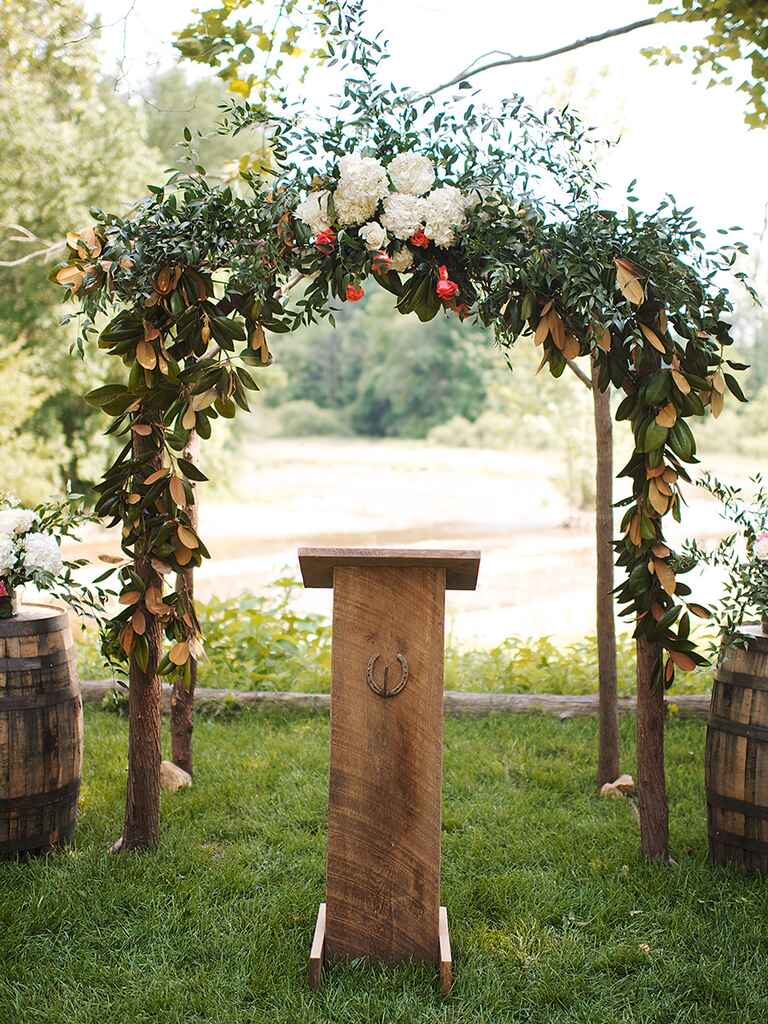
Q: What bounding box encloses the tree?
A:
[415,2,768,129]
[0,0,162,497]
[269,290,493,437]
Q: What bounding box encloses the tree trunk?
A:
[171,564,197,776]
[592,367,620,787]
[635,634,669,862]
[171,436,198,776]
[113,433,164,852]
[118,604,163,851]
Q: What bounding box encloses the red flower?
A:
[435,264,459,301]
[0,581,8,599]
[409,228,430,249]
[371,250,392,272]
[346,283,365,302]
[314,229,337,254]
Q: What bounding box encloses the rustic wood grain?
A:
[324,565,446,962]
[707,628,768,872]
[299,547,480,591]
[0,605,82,859]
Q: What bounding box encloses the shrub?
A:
[276,399,352,437]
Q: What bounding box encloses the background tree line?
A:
[2,0,766,510]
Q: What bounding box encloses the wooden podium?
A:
[299,547,480,994]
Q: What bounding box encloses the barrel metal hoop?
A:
[710,830,768,855]
[707,789,768,821]
[0,648,73,672]
[715,668,768,694]
[708,714,768,743]
[0,689,80,712]
[0,778,80,813]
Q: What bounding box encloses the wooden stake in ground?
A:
[171,436,198,777]
[635,633,668,862]
[591,365,620,787]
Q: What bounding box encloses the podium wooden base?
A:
[308,902,453,995]
[300,548,478,998]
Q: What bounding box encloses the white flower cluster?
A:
[0,508,36,536]
[334,154,390,227]
[756,532,768,561]
[295,149,478,256]
[0,535,16,578]
[22,533,63,576]
[294,190,331,235]
[0,506,63,583]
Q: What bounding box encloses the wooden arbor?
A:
[300,547,480,994]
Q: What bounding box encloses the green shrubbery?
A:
[76,584,711,696]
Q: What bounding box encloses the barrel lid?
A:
[0,604,70,637]
[733,624,768,654]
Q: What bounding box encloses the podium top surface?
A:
[299,547,480,591]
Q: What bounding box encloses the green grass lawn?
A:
[2,708,765,1024]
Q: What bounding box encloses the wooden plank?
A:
[308,902,326,991]
[324,565,445,962]
[78,680,713,720]
[438,906,453,995]
[299,547,480,591]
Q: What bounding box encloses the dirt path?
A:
[70,438,752,645]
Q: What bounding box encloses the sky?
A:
[85,0,767,251]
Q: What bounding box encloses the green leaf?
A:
[177,458,208,482]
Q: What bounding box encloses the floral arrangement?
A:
[0,495,108,622]
[685,473,768,642]
[294,151,479,317]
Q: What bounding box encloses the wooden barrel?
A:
[706,625,768,872]
[0,605,83,859]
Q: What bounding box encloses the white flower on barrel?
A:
[756,531,768,561]
[388,153,435,197]
[0,535,16,578]
[22,533,63,576]
[0,508,36,536]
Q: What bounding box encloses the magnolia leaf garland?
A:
[53,147,748,692]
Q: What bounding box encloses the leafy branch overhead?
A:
[53,2,754,692]
[173,1,768,128]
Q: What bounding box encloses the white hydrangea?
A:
[423,186,467,248]
[390,248,414,272]
[388,153,435,196]
[295,190,332,234]
[381,194,427,240]
[359,221,388,251]
[333,154,389,226]
[0,508,36,536]
[22,533,63,576]
[0,535,17,577]
[756,532,768,561]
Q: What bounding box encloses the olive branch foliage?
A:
[54,0,754,689]
[683,473,768,651]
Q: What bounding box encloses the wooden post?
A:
[300,547,480,994]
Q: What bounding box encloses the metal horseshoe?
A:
[366,653,408,699]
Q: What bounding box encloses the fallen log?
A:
[81,680,710,720]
